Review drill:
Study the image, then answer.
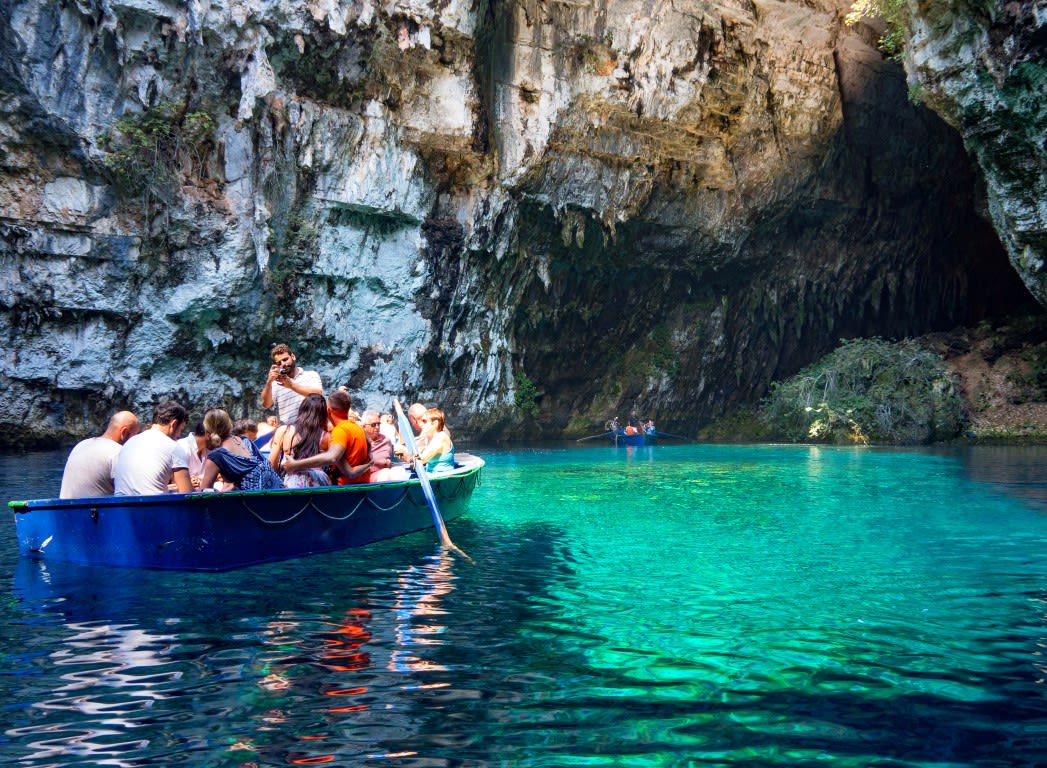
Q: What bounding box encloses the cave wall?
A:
[904,0,1047,305]
[0,0,1035,444]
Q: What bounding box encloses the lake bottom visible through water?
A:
[2,443,1047,767]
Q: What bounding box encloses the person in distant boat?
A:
[176,420,210,490]
[268,394,331,488]
[59,410,141,499]
[261,343,323,425]
[361,409,401,482]
[281,389,372,484]
[643,419,656,436]
[199,408,284,491]
[415,408,455,473]
[113,400,193,496]
[393,402,430,462]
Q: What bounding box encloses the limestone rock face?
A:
[0,0,1032,444]
[904,0,1047,305]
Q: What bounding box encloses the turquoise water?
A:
[2,444,1047,766]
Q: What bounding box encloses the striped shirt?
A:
[272,368,323,423]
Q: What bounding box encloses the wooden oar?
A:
[653,430,693,442]
[575,431,614,442]
[393,399,470,560]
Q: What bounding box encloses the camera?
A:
[279,365,293,376]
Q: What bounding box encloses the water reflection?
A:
[390,550,456,674]
[952,444,1047,511]
[6,565,187,765]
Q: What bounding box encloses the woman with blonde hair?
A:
[415,408,455,473]
[200,408,284,491]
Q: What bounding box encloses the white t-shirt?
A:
[272,368,323,423]
[113,428,190,496]
[176,434,209,477]
[59,436,123,499]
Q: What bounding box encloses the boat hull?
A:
[10,456,483,571]
[610,431,655,446]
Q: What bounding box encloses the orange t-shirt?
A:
[331,418,370,485]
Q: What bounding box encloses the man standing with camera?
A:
[261,343,323,424]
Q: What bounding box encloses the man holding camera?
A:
[261,343,323,424]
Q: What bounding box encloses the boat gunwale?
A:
[8,455,484,511]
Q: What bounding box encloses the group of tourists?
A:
[605,414,657,436]
[58,343,456,500]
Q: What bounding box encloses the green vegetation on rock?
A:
[514,372,540,417]
[845,0,909,58]
[758,338,965,444]
[98,101,215,203]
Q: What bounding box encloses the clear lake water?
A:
[2,443,1047,767]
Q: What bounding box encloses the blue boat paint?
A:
[611,429,654,446]
[9,456,483,571]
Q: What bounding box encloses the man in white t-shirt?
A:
[59,411,141,498]
[113,400,194,495]
[260,342,323,424]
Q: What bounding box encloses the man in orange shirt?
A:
[281,389,372,484]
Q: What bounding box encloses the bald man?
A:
[60,410,141,498]
[393,402,430,462]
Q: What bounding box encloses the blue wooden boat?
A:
[8,454,484,572]
[610,429,656,446]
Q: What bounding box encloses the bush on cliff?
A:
[98,101,215,204]
[759,338,965,444]
[845,0,908,58]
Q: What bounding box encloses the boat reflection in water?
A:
[9,559,187,765]
[11,540,472,766]
[389,549,457,674]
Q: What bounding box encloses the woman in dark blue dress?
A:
[200,408,284,491]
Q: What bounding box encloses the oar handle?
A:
[394,399,453,547]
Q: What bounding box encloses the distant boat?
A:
[610,428,656,446]
[9,454,484,572]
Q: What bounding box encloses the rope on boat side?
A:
[361,487,409,513]
[241,498,311,525]
[239,466,480,525]
[311,493,367,521]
